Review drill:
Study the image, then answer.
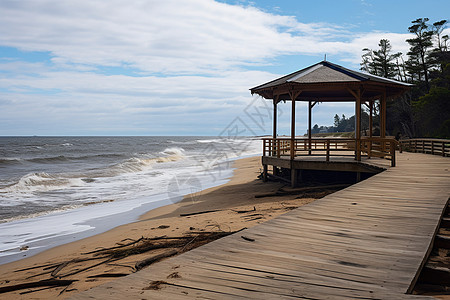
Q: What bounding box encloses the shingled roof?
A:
[250,61,411,102]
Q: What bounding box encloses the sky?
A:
[0,0,449,136]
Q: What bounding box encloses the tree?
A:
[312,124,320,134]
[406,18,434,91]
[433,20,448,52]
[333,114,340,127]
[413,63,450,138]
[430,20,449,72]
[373,39,402,79]
[359,18,449,138]
[361,48,379,75]
[360,39,402,80]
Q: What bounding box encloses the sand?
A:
[0,156,317,299]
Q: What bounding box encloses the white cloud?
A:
[0,0,419,135]
[0,0,413,74]
[0,0,295,73]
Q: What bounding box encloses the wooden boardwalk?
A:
[71,152,450,299]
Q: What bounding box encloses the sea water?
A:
[0,136,261,264]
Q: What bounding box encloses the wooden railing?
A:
[262,137,398,166]
[399,138,450,157]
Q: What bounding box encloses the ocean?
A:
[0,136,261,264]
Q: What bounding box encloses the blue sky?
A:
[0,0,448,136]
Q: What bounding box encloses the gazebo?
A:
[250,61,411,187]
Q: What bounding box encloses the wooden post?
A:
[263,139,266,156]
[368,100,373,158]
[290,95,296,160]
[369,100,373,138]
[263,164,268,182]
[347,87,362,161]
[391,141,396,167]
[308,101,312,155]
[273,97,278,139]
[289,90,301,161]
[380,91,387,154]
[271,97,278,163]
[380,96,386,138]
[277,139,280,158]
[289,90,301,187]
[326,139,330,162]
[291,168,296,187]
[355,90,361,161]
[308,101,317,156]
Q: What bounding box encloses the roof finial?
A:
[324,54,327,62]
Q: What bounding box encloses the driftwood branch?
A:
[0,279,77,294]
[14,262,60,273]
[87,273,129,278]
[7,228,249,294]
[180,209,221,217]
[135,249,178,271]
[58,258,116,278]
[20,286,58,295]
[232,206,256,213]
[181,235,198,252]
[50,256,110,278]
[81,237,145,255]
[241,236,255,242]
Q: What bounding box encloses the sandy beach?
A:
[0,156,322,299]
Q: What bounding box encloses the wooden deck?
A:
[71,152,450,300]
[263,151,391,174]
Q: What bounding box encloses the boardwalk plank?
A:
[70,152,448,300]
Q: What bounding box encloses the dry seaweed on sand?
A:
[7,227,247,294]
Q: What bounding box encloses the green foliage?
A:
[361,39,402,79]
[359,18,449,139]
[327,112,370,133]
[437,120,450,138]
[413,63,450,138]
[406,18,435,90]
[334,114,340,127]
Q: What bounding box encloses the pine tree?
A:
[333,114,340,127]
[360,39,402,80]
[373,39,402,79]
[430,20,449,72]
[406,18,434,91]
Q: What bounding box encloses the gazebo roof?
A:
[250,61,412,102]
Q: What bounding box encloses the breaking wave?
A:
[108,147,185,174]
[1,172,86,193]
[0,147,187,194]
[0,158,22,165]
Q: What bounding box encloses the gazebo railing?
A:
[399,138,450,157]
[262,137,398,167]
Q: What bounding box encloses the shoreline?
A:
[0,155,236,265]
[0,156,318,299]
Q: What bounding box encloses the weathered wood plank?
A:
[70,152,448,300]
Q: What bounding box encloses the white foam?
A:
[1,172,86,194]
[105,148,186,176]
[160,147,185,157]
